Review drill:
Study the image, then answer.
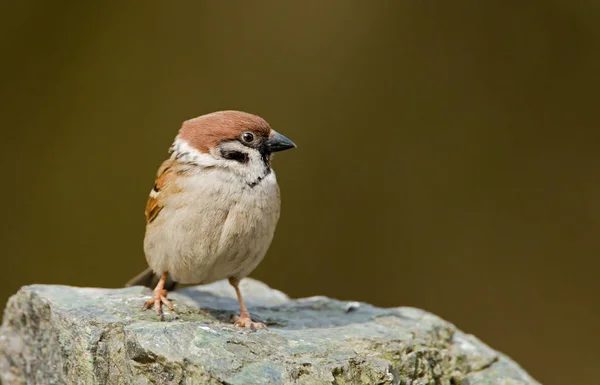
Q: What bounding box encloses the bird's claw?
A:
[232,314,266,330]
[142,289,174,321]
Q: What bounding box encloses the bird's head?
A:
[170,110,296,183]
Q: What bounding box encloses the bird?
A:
[126,110,296,328]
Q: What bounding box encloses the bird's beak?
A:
[265,131,296,152]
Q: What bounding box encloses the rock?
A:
[0,279,540,385]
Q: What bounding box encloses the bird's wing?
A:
[145,159,177,224]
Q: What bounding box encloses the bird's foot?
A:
[232,313,266,330]
[142,288,174,321]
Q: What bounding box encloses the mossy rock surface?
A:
[0,279,539,385]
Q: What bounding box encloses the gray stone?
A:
[0,279,540,385]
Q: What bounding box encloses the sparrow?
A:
[126,110,296,328]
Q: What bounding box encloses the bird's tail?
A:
[125,267,178,291]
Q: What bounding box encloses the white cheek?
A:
[170,137,221,167]
[215,141,268,178]
[171,137,272,186]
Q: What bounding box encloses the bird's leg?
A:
[142,272,174,321]
[229,277,266,329]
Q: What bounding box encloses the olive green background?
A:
[2,2,599,384]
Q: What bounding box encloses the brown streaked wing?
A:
[145,198,163,224]
[145,160,175,224]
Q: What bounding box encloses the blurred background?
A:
[1,2,599,384]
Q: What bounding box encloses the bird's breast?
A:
[143,168,281,284]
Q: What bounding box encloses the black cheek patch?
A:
[221,149,249,163]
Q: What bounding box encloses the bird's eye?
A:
[242,132,254,143]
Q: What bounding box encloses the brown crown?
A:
[178,110,272,153]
